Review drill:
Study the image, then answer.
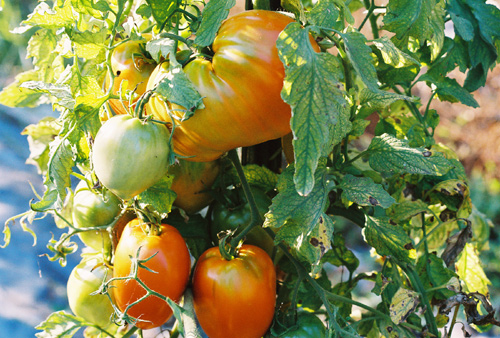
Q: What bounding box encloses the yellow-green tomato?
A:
[92,115,171,200]
[72,181,121,252]
[67,256,114,328]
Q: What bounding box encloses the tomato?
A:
[192,244,276,338]
[72,180,121,252]
[112,218,191,330]
[147,10,320,162]
[92,115,170,200]
[278,312,326,338]
[67,255,114,328]
[210,187,274,255]
[170,158,220,214]
[105,36,156,116]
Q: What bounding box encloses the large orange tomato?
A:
[105,36,156,116]
[192,244,276,338]
[112,218,191,330]
[147,10,320,162]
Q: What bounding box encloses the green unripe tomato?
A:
[210,187,274,255]
[72,180,121,252]
[92,115,171,200]
[67,256,114,328]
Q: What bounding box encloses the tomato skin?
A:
[210,187,274,255]
[105,37,156,116]
[170,158,220,214]
[92,115,170,200]
[112,218,191,330]
[67,256,114,328]
[72,180,121,252]
[192,244,276,338]
[278,312,326,338]
[147,10,320,162]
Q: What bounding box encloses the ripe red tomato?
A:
[105,36,156,117]
[192,244,276,338]
[72,180,121,252]
[169,158,220,214]
[91,115,170,200]
[112,218,191,330]
[67,255,114,328]
[147,10,320,162]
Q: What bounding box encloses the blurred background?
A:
[0,0,499,337]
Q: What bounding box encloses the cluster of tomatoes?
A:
[66,10,326,338]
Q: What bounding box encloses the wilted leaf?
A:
[389,287,420,324]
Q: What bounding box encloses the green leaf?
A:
[264,161,329,231]
[265,161,334,266]
[27,29,58,68]
[383,0,445,61]
[338,174,396,208]
[21,117,61,175]
[20,81,75,111]
[456,243,491,296]
[146,37,177,63]
[416,253,456,300]
[193,0,236,47]
[146,0,177,28]
[468,0,500,45]
[419,74,479,108]
[367,134,453,176]
[372,36,420,68]
[386,200,428,223]
[0,71,45,108]
[389,287,420,324]
[321,233,359,273]
[360,89,415,110]
[35,311,85,338]
[154,64,205,121]
[72,28,107,60]
[23,1,75,29]
[136,175,176,219]
[308,0,340,28]
[340,30,379,91]
[363,216,417,264]
[240,164,279,193]
[71,0,106,18]
[278,23,348,195]
[33,130,80,212]
[275,215,334,270]
[281,0,305,23]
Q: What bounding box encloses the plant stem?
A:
[122,326,138,338]
[401,264,439,336]
[362,0,380,39]
[227,149,264,251]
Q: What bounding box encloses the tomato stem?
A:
[226,149,264,253]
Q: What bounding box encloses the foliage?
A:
[1,0,500,337]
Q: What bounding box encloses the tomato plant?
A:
[72,180,121,252]
[192,244,276,338]
[147,10,320,162]
[210,186,274,255]
[277,312,326,338]
[67,255,114,329]
[3,0,500,337]
[92,114,171,200]
[169,158,220,214]
[112,218,191,330]
[104,36,157,118]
